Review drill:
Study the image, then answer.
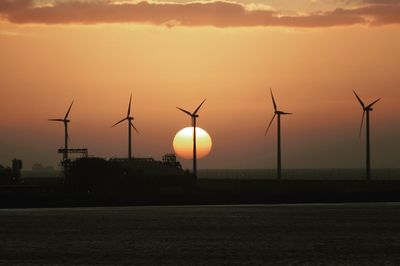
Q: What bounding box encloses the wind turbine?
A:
[176,99,206,178]
[49,101,74,163]
[112,94,139,160]
[353,90,381,180]
[265,89,292,180]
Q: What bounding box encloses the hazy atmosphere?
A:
[1,0,399,170]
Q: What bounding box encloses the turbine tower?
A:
[177,99,206,178]
[265,89,292,180]
[49,101,74,163]
[112,94,139,160]
[353,90,381,180]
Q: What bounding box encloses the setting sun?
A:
[173,127,212,160]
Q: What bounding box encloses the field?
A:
[198,168,400,180]
[1,203,400,265]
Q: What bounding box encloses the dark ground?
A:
[3,179,400,208]
[1,203,400,265]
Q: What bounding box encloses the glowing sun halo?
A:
[173,127,212,160]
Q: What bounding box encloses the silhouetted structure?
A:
[177,99,206,179]
[112,94,139,160]
[68,156,194,198]
[353,91,381,180]
[162,153,182,168]
[58,148,88,158]
[265,89,292,180]
[0,159,22,185]
[58,148,88,177]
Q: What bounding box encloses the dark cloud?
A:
[0,0,399,27]
[339,2,400,25]
[361,0,400,4]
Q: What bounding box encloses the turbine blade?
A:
[48,119,64,122]
[359,110,365,138]
[176,107,192,116]
[193,98,206,115]
[130,121,140,134]
[281,112,293,115]
[366,98,381,109]
[265,113,276,136]
[353,91,365,109]
[270,88,277,112]
[64,100,74,119]
[112,117,127,127]
[127,93,132,116]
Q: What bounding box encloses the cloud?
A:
[0,30,22,36]
[339,1,400,25]
[0,0,399,27]
[361,0,400,4]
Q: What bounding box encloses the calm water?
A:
[199,168,400,180]
[1,203,400,265]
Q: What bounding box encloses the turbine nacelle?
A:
[176,99,206,121]
[276,111,292,115]
[112,94,139,134]
[265,89,293,135]
[48,101,74,124]
[353,90,380,137]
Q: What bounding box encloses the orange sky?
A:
[0,0,400,170]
